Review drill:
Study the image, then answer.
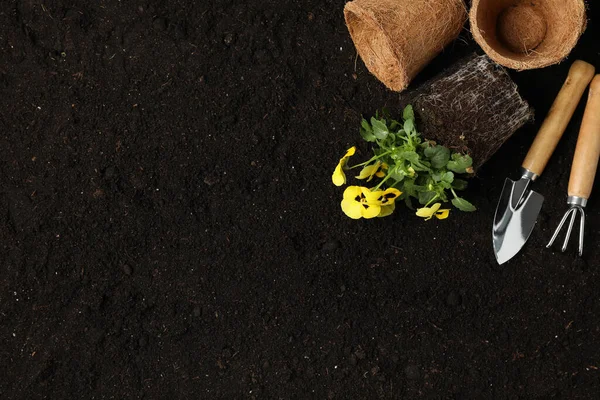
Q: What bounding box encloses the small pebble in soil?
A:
[404,365,420,380]
[123,264,132,275]
[224,33,235,45]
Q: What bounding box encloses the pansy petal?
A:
[366,164,386,182]
[375,163,389,178]
[416,207,434,218]
[436,209,450,220]
[416,203,442,220]
[333,147,356,186]
[332,163,346,186]
[356,163,379,180]
[364,189,384,204]
[361,203,381,219]
[378,202,395,218]
[344,146,356,158]
[378,188,401,204]
[341,198,364,219]
[343,186,363,200]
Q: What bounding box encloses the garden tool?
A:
[493,60,596,265]
[547,74,600,256]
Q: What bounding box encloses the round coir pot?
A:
[470,0,587,70]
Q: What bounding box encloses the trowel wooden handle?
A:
[522,60,596,176]
[568,75,600,200]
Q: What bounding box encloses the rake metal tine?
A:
[561,208,578,252]
[547,208,575,249]
[578,208,586,256]
[547,206,586,255]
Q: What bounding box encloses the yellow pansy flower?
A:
[416,203,450,221]
[341,186,382,219]
[332,146,356,186]
[356,162,388,182]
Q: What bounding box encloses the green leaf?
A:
[411,159,431,172]
[433,172,454,190]
[371,118,389,140]
[404,119,415,135]
[452,179,468,191]
[400,179,418,198]
[424,145,450,169]
[438,190,449,203]
[361,118,371,131]
[360,129,376,142]
[388,169,405,182]
[373,147,387,157]
[441,171,454,184]
[452,197,477,212]
[400,151,420,164]
[447,154,473,174]
[404,196,414,210]
[360,119,376,142]
[418,191,437,205]
[403,105,415,121]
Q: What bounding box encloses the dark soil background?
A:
[1,1,600,398]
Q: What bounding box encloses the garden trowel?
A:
[493,60,596,265]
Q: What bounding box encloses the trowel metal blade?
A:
[493,177,544,264]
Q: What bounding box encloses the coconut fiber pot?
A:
[344,0,467,92]
[470,0,587,70]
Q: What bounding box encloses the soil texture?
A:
[1,0,600,398]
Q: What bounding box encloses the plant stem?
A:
[373,172,393,191]
[424,194,440,208]
[348,150,392,170]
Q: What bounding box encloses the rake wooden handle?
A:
[568,75,600,200]
[522,60,596,176]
